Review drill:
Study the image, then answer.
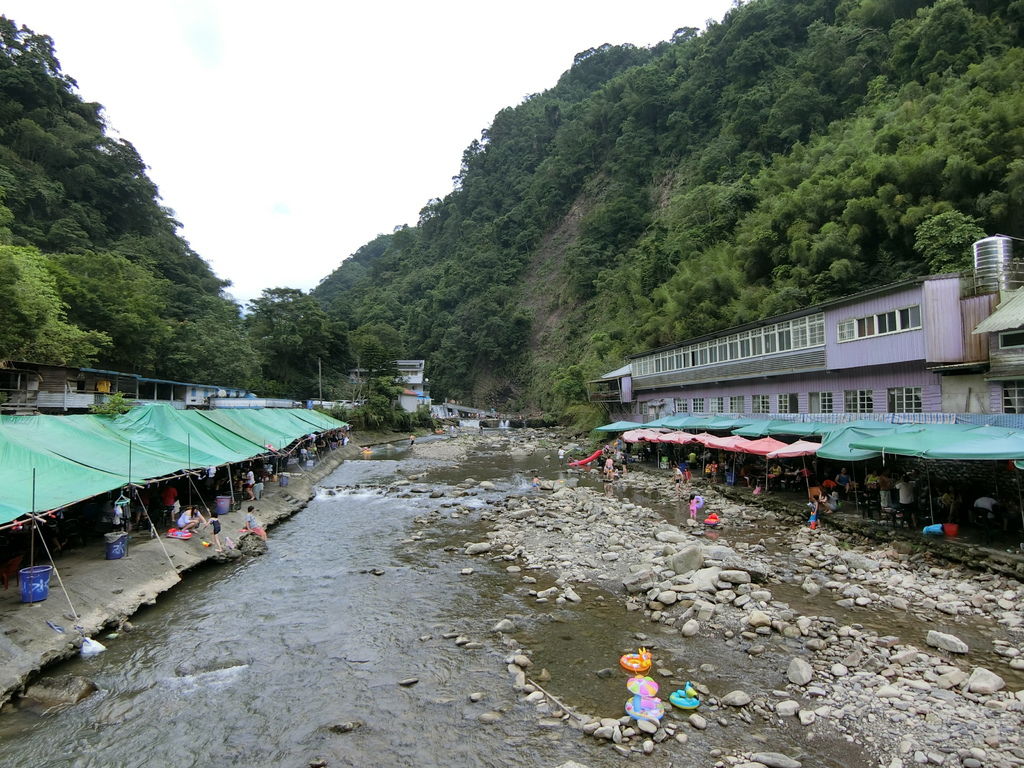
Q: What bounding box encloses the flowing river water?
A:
[1,439,1020,767]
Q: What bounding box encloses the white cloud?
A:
[3,0,734,303]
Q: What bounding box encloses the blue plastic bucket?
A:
[278,475,289,487]
[923,524,944,536]
[105,532,128,560]
[19,565,53,603]
[215,496,232,515]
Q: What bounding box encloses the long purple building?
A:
[592,272,1017,422]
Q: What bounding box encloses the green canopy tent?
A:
[0,405,346,527]
[0,413,194,481]
[0,429,130,525]
[290,409,349,431]
[594,421,643,432]
[733,420,842,438]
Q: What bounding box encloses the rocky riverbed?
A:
[408,431,1024,768]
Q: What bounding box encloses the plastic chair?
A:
[1,555,23,590]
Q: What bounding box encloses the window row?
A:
[837,305,921,342]
[634,314,825,376]
[664,387,924,415]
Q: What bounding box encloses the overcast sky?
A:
[3,1,735,304]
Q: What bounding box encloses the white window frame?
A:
[632,314,825,375]
[809,391,833,413]
[837,304,921,343]
[999,330,1024,349]
[729,395,744,413]
[776,393,798,413]
[1003,381,1024,414]
[844,389,874,413]
[887,386,922,413]
[709,396,724,414]
[752,394,770,414]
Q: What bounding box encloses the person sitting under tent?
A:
[176,506,207,533]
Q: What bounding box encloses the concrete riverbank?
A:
[0,436,393,708]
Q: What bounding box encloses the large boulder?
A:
[669,545,704,576]
[622,569,657,594]
[23,675,98,707]
[655,529,689,544]
[840,552,881,572]
[787,657,814,686]
[690,566,722,593]
[966,667,1005,694]
[926,630,969,654]
[723,557,772,581]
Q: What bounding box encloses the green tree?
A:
[0,244,109,364]
[914,211,987,273]
[246,287,349,397]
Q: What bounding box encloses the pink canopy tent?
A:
[767,439,820,458]
[703,434,749,451]
[651,431,697,445]
[621,428,668,443]
[739,437,789,456]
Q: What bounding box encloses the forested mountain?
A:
[314,0,1024,420]
[3,2,1023,422]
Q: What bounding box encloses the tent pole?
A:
[29,468,36,569]
[187,436,192,506]
[853,463,860,515]
[927,464,935,525]
[1015,468,1024,537]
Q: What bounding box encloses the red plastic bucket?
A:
[942,523,959,537]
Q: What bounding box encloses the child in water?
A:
[688,493,701,520]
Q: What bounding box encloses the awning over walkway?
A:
[0,405,349,525]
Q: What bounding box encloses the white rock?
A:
[719,569,751,584]
[775,700,800,717]
[925,630,969,654]
[787,657,813,686]
[966,667,1005,694]
[721,690,752,707]
[747,610,772,628]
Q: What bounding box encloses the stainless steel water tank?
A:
[973,236,1020,292]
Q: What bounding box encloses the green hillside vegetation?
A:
[315,0,1024,422]
[2,2,1023,427]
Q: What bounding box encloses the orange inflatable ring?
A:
[619,647,652,674]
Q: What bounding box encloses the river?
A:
[0,439,1017,767]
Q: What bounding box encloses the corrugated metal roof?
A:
[596,363,632,379]
[973,289,1024,333]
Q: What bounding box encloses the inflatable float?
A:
[703,512,720,527]
[669,682,701,710]
[619,648,652,674]
[626,676,659,697]
[166,528,192,540]
[625,694,665,722]
[568,449,603,468]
